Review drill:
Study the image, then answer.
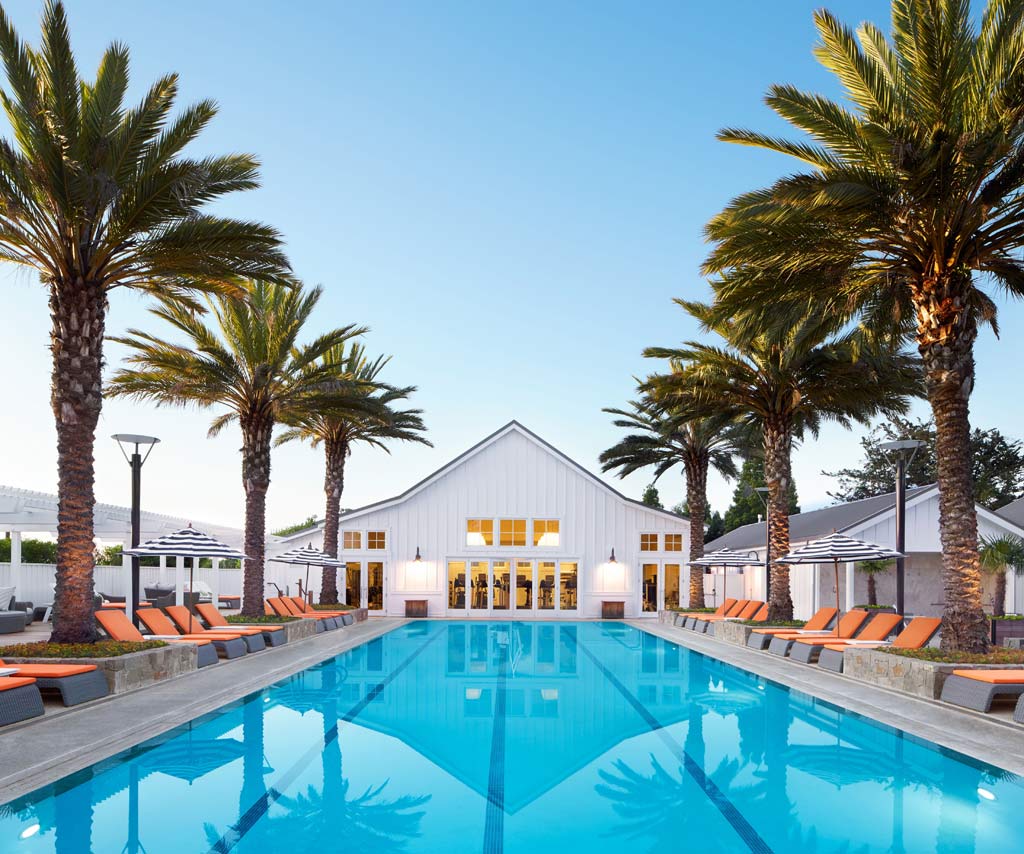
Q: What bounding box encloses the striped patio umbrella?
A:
[775,532,902,632]
[689,548,759,607]
[124,525,247,613]
[270,544,345,602]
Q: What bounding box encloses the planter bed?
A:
[843,647,1024,700]
[3,643,198,695]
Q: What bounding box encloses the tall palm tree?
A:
[108,282,365,616]
[0,2,289,641]
[701,0,1024,650]
[978,534,1024,617]
[645,300,920,621]
[600,394,740,609]
[276,343,431,603]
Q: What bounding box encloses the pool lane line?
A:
[577,634,774,854]
[208,626,446,854]
[482,639,509,854]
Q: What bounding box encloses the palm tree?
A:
[645,300,920,621]
[276,343,431,603]
[108,281,365,616]
[978,534,1024,617]
[701,1,1024,650]
[600,394,740,609]
[0,3,289,641]
[857,559,893,608]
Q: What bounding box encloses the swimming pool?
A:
[1,621,1022,852]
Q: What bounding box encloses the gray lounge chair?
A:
[0,677,44,726]
[1015,693,1024,725]
[940,670,1024,713]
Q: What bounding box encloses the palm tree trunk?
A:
[49,279,105,643]
[241,417,273,617]
[684,453,709,608]
[914,275,988,652]
[993,571,1007,619]
[320,437,347,604]
[764,423,794,622]
[866,572,877,607]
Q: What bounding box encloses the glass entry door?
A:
[641,562,682,614]
[345,561,385,613]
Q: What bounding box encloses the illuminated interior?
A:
[515,560,533,608]
[466,519,494,547]
[559,562,578,610]
[640,533,658,551]
[346,561,362,607]
[664,563,681,609]
[492,560,511,609]
[532,519,560,547]
[642,563,658,611]
[367,561,384,610]
[448,560,466,608]
[537,561,556,609]
[470,560,489,609]
[343,531,361,550]
[664,533,682,552]
[499,519,527,546]
[367,531,386,550]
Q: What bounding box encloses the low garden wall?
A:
[711,621,755,646]
[4,643,197,694]
[842,648,1024,700]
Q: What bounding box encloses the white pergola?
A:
[0,484,244,608]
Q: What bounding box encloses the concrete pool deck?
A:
[633,619,1024,778]
[0,617,406,804]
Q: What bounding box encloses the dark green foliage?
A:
[723,458,799,532]
[225,614,298,624]
[2,640,166,658]
[889,648,1024,664]
[272,516,319,537]
[825,417,1024,509]
[641,484,663,509]
[0,537,57,563]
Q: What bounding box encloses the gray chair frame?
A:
[31,670,109,706]
[0,681,44,726]
[940,673,1024,713]
[1015,694,1024,725]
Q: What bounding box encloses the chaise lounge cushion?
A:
[951,669,1024,684]
[0,660,97,678]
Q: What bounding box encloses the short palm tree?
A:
[600,394,740,609]
[0,3,289,640]
[645,300,920,621]
[702,0,1024,650]
[979,534,1024,618]
[276,343,431,604]
[108,282,365,616]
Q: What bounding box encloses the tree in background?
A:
[277,342,430,604]
[856,559,892,608]
[826,417,1024,510]
[978,535,1024,618]
[641,484,663,509]
[109,282,365,617]
[601,395,741,608]
[723,457,799,533]
[0,537,57,564]
[0,3,289,641]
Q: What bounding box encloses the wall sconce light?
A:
[414,546,422,562]
[608,547,616,563]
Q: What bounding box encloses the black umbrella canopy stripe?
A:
[270,544,346,603]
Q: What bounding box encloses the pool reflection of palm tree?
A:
[206,667,430,850]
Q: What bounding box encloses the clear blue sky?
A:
[1,0,1018,531]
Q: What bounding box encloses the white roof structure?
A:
[0,484,244,548]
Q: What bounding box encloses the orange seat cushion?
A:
[952,669,1024,684]
[1,664,98,678]
[0,677,37,691]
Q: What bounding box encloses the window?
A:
[640,533,658,551]
[466,519,494,547]
[499,519,527,547]
[665,533,682,552]
[367,562,384,610]
[448,561,466,609]
[664,564,681,609]
[533,519,560,547]
[343,531,361,550]
[367,531,386,550]
[559,562,578,611]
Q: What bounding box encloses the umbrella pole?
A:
[305,564,310,604]
[834,559,841,636]
[189,560,196,617]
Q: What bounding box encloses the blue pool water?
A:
[2,621,1023,853]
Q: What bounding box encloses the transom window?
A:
[533,519,560,547]
[467,519,494,547]
[499,519,527,547]
[367,531,386,550]
[640,533,658,551]
[665,533,682,552]
[343,531,361,550]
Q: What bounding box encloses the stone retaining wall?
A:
[4,643,197,694]
[842,647,1024,700]
[711,621,755,646]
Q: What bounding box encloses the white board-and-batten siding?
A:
[267,422,690,618]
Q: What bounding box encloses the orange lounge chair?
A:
[268,597,337,631]
[95,609,218,668]
[674,598,737,626]
[705,599,765,623]
[789,612,903,664]
[195,603,288,647]
[0,676,43,726]
[747,607,839,650]
[288,597,355,626]
[136,608,248,659]
[690,600,750,632]
[0,658,108,706]
[765,610,871,657]
[817,616,942,672]
[164,606,267,653]
[940,669,1024,713]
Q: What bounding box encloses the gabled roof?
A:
[278,420,687,539]
[996,495,1024,527]
[705,484,938,552]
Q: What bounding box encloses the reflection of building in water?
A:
[266,422,690,618]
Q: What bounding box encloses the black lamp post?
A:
[879,439,925,620]
[754,486,771,601]
[113,434,160,626]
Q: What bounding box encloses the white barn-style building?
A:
[268,421,691,619]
